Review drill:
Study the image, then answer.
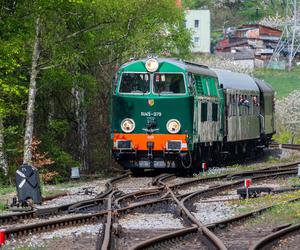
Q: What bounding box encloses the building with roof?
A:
[185,9,211,54]
[215,24,282,68]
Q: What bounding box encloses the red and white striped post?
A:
[0,229,5,247]
[244,179,252,199]
[202,162,207,176]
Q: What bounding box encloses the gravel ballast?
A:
[119,213,185,230]
[5,224,103,249]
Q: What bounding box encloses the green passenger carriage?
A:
[111,58,275,173]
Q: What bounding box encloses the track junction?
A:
[1,144,300,249]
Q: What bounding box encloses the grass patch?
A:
[0,202,7,211]
[245,200,300,228]
[231,191,300,214]
[287,176,300,187]
[253,68,300,98]
[0,186,15,195]
[42,189,67,197]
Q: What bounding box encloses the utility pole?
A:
[269,0,300,71]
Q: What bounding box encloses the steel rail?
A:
[269,143,300,151]
[130,226,199,250]
[3,170,297,241]
[0,172,130,225]
[181,170,297,206]
[114,188,162,208]
[116,169,298,217]
[168,162,299,191]
[131,175,227,250]
[250,222,300,250]
[114,163,299,209]
[2,166,298,249]
[206,197,300,231]
[4,211,107,239]
[68,172,131,212]
[100,190,118,250]
[282,144,300,150]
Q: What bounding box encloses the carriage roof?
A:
[212,69,260,91]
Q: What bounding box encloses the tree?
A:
[0,3,28,174]
[276,91,300,143]
[1,0,191,174]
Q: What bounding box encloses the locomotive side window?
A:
[201,102,207,122]
[119,73,150,94]
[212,103,218,121]
[153,73,186,94]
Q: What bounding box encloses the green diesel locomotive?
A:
[111,58,275,173]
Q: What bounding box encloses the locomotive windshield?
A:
[153,73,186,94]
[119,73,150,94]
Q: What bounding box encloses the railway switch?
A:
[15,164,42,205]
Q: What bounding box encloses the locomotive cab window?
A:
[153,73,186,94]
[119,73,150,94]
[212,103,218,121]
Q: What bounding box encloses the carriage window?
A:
[119,73,150,94]
[153,74,186,94]
[232,95,237,116]
[201,102,207,122]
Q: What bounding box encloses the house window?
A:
[194,37,200,46]
[194,20,199,28]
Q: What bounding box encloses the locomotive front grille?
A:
[116,140,132,149]
[166,140,182,151]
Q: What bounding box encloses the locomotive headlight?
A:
[145,58,159,72]
[166,119,181,134]
[121,118,135,133]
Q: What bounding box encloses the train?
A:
[111,58,275,174]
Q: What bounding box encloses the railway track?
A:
[113,161,299,209]
[2,144,300,249]
[207,196,300,250]
[128,162,300,250]
[0,172,130,226]
[250,222,300,250]
[269,142,300,151]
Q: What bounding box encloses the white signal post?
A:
[202,162,207,176]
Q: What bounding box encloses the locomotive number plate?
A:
[141,112,162,117]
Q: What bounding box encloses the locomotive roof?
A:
[212,69,260,91]
[120,58,217,77]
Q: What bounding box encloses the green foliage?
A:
[254,68,300,99]
[273,130,300,144]
[39,119,79,182]
[288,177,300,187]
[183,0,287,30]
[0,202,7,211]
[245,200,300,227]
[0,0,192,176]
[0,185,15,195]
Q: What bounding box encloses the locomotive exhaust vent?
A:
[166,140,182,151]
[116,140,132,149]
